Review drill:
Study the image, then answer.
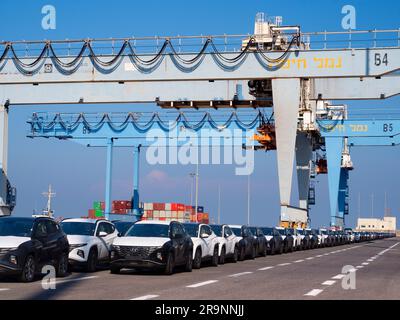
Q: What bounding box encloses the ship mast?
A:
[42,184,56,217]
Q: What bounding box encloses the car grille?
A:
[69,244,85,252]
[115,246,158,259]
[0,248,13,258]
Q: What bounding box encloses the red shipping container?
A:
[197,214,203,221]
[88,209,96,219]
[185,205,192,211]
[153,203,165,211]
[171,203,178,211]
[177,204,185,211]
[159,217,166,221]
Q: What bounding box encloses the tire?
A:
[211,246,219,266]
[20,255,36,283]
[251,245,256,259]
[110,265,120,274]
[219,247,226,265]
[261,243,267,257]
[164,252,175,275]
[193,248,202,269]
[232,245,239,263]
[279,244,284,255]
[270,243,275,255]
[86,248,98,273]
[184,250,193,272]
[56,252,69,278]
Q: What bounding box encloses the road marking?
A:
[362,262,369,266]
[294,259,304,263]
[323,253,330,256]
[131,295,159,300]
[306,257,314,260]
[0,288,10,292]
[356,266,364,269]
[367,259,374,262]
[332,274,345,280]
[258,266,274,271]
[277,263,291,266]
[186,280,218,288]
[316,255,323,258]
[304,289,323,297]
[229,272,253,278]
[48,276,98,286]
[322,280,336,286]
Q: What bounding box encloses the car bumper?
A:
[110,258,166,270]
[0,261,22,274]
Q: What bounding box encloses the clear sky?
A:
[2,0,400,228]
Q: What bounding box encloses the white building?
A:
[356,216,397,233]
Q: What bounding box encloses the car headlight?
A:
[157,252,163,260]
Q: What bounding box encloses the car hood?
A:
[0,236,31,248]
[264,235,273,241]
[67,235,93,245]
[113,237,169,247]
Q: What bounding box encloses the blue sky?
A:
[2,0,400,228]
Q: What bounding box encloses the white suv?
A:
[210,224,240,264]
[183,223,220,269]
[60,219,118,272]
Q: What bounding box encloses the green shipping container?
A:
[93,201,102,210]
[94,209,104,217]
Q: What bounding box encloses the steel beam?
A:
[296,133,313,210]
[0,104,10,215]
[104,138,114,220]
[132,145,141,219]
[338,169,349,223]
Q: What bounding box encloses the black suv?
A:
[249,227,267,257]
[0,216,69,282]
[110,221,193,275]
[261,227,284,255]
[229,225,257,260]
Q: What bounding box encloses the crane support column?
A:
[105,138,114,220]
[325,137,344,228]
[0,103,11,216]
[132,145,142,220]
[296,133,313,210]
[338,169,349,224]
[272,78,307,225]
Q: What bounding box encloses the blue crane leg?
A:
[105,139,113,220]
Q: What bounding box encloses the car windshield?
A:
[114,222,135,235]
[210,225,222,237]
[125,223,169,237]
[231,227,242,237]
[183,224,199,237]
[61,222,96,236]
[249,227,257,235]
[276,229,285,236]
[0,218,34,237]
[262,227,273,235]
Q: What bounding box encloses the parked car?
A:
[305,228,319,249]
[319,228,331,247]
[249,227,267,257]
[288,228,302,251]
[210,224,240,264]
[344,228,355,243]
[113,220,136,236]
[296,228,311,250]
[276,227,294,253]
[0,216,69,282]
[110,220,193,275]
[260,227,283,255]
[61,218,118,272]
[229,225,257,260]
[183,223,219,268]
[354,231,361,243]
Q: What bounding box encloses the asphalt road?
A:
[0,238,399,300]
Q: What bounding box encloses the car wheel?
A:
[219,246,226,265]
[251,245,256,259]
[279,244,284,254]
[232,245,239,263]
[86,248,98,273]
[184,250,193,272]
[20,255,36,283]
[56,252,69,278]
[211,246,219,266]
[270,243,275,255]
[261,244,267,257]
[110,265,121,274]
[238,245,245,261]
[164,252,175,275]
[193,248,202,269]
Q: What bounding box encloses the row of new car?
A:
[0,216,396,281]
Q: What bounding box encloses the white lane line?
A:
[48,276,98,285]
[294,259,304,263]
[323,253,330,256]
[304,289,323,297]
[186,280,218,288]
[131,294,159,300]
[367,259,374,262]
[332,274,345,280]
[258,266,274,271]
[322,280,336,286]
[316,255,323,258]
[306,257,314,260]
[356,266,364,269]
[229,271,253,278]
[0,288,10,292]
[277,263,291,266]
[362,262,369,266]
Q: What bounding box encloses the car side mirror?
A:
[117,232,123,237]
[98,231,107,237]
[200,233,209,239]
